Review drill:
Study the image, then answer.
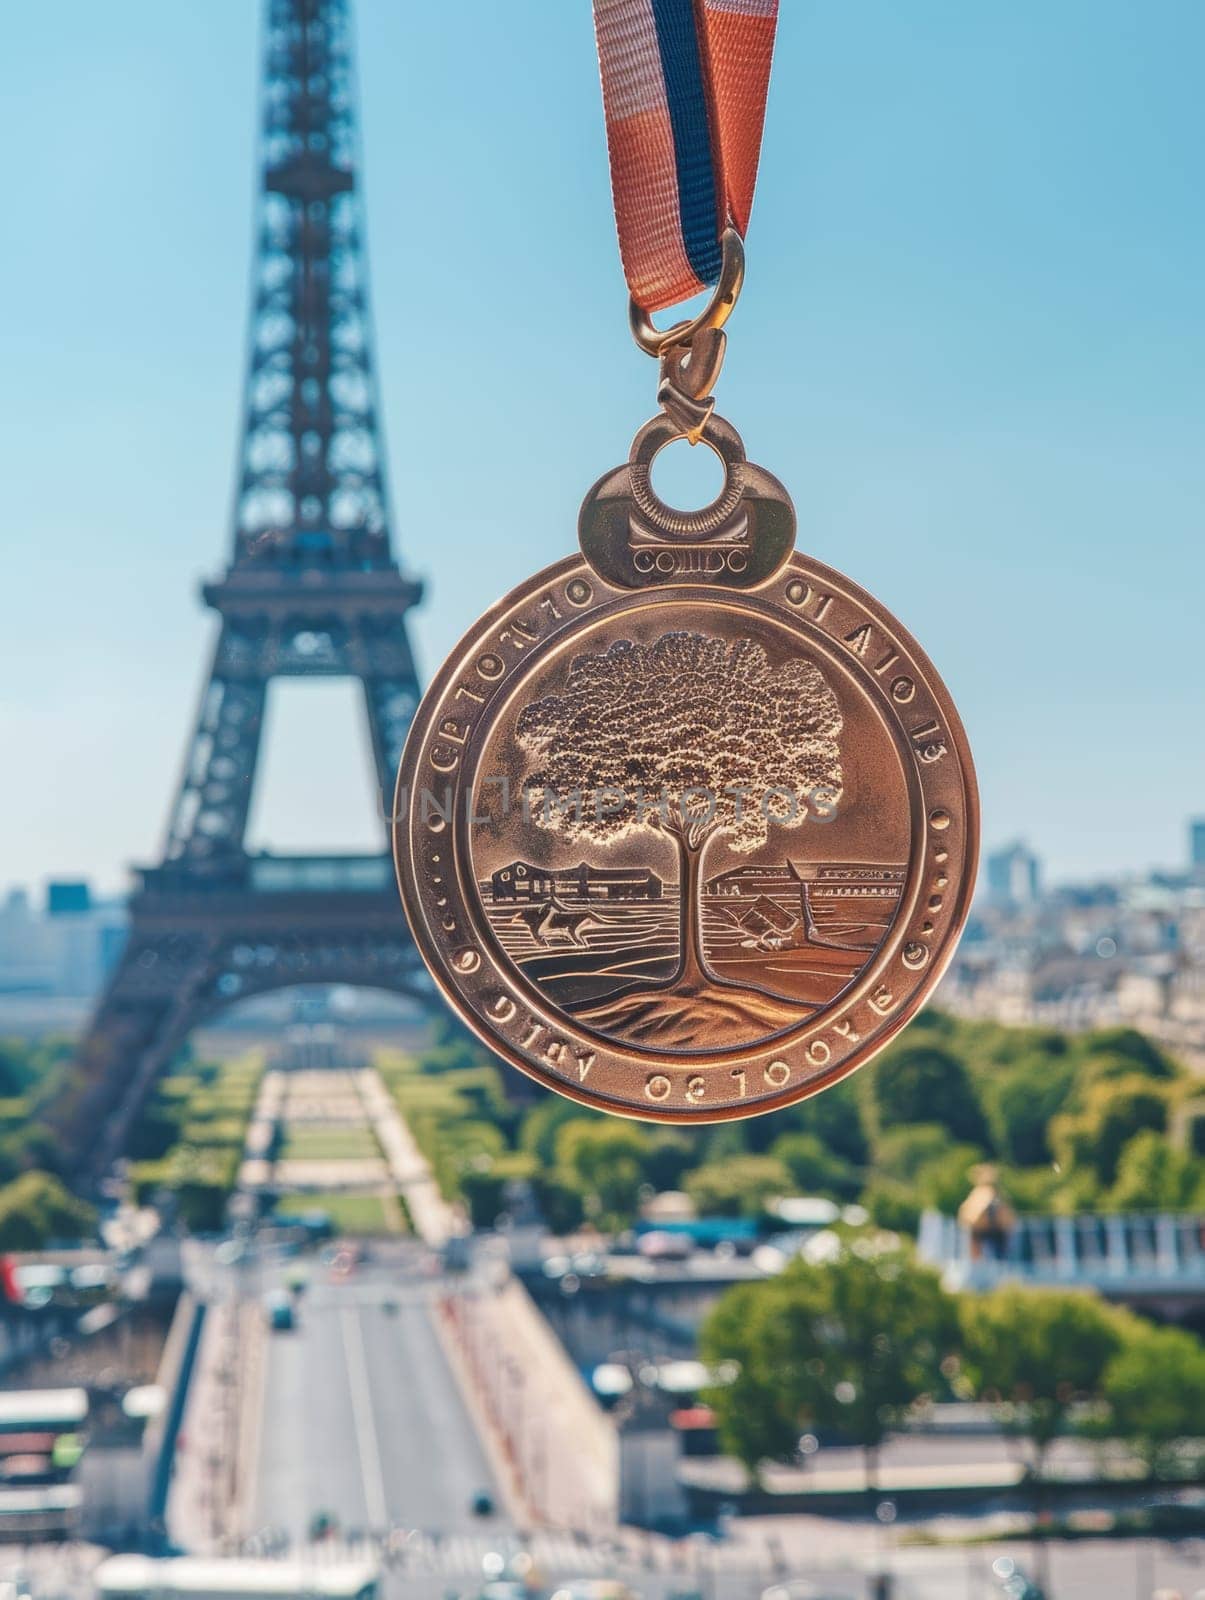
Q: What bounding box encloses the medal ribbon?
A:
[593,0,779,314]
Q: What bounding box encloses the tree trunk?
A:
[1030,1441,1051,1594]
[672,833,710,990]
[864,1442,880,1496]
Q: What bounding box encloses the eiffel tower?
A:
[56,0,431,1175]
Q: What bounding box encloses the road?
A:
[252,1250,509,1546]
[232,1241,1205,1600]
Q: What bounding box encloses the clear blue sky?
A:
[2,1,1203,896]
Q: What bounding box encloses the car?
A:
[1144,1493,1205,1534]
[329,1244,360,1278]
[637,1230,693,1261]
[470,1489,495,1517]
[309,1508,337,1541]
[263,1289,295,1331]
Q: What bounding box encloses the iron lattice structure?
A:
[59,0,433,1173]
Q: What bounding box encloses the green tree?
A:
[771,1132,862,1202]
[531,1172,586,1236]
[520,1096,594,1168]
[1102,1322,1205,1477]
[460,1169,508,1230]
[986,1053,1078,1166]
[641,1131,695,1194]
[555,1120,650,1229]
[0,1123,62,1182]
[0,1171,96,1249]
[1109,1130,1205,1211]
[861,1176,921,1235]
[685,1154,791,1218]
[1051,1075,1170,1187]
[957,1287,1127,1482]
[0,1040,35,1098]
[751,1077,868,1166]
[1074,1027,1177,1081]
[914,1144,993,1215]
[874,1124,974,1184]
[702,1240,952,1486]
[127,1098,185,1161]
[869,1044,990,1148]
[699,1284,801,1471]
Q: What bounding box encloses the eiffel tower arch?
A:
[56,0,433,1176]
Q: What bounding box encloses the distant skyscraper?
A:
[986,841,1042,909]
[1191,818,1205,877]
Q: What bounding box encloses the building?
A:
[0,882,127,1000]
[1191,817,1205,878]
[792,862,906,899]
[46,881,91,917]
[986,840,1042,908]
[706,861,905,900]
[705,863,791,899]
[0,889,56,993]
[488,860,663,903]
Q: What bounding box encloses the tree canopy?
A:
[956,1286,1129,1468]
[701,1239,952,1482]
[685,1154,792,1219]
[869,1043,990,1147]
[1101,1322,1205,1475]
[1051,1074,1171,1186]
[398,1006,1202,1249]
[516,631,844,852]
[0,1171,95,1250]
[554,1120,652,1230]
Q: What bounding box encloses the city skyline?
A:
[8,812,1205,918]
[3,1,1205,893]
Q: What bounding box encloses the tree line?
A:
[401,1007,1205,1235]
[0,1036,94,1248]
[699,1235,1205,1494]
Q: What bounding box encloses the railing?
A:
[248,854,392,894]
[918,1207,1205,1294]
[139,853,394,898]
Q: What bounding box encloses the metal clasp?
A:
[657,329,726,444]
[629,229,746,446]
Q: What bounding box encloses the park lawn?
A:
[279,1123,382,1162]
[275,1190,403,1236]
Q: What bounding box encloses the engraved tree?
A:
[515,631,844,999]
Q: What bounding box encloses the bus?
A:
[0,1389,88,1436]
[94,1558,380,1600]
[0,1389,88,1487]
[0,1483,82,1539]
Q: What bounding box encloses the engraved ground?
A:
[571,978,812,1048]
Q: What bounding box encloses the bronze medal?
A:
[393,18,978,1120]
[394,409,976,1120]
